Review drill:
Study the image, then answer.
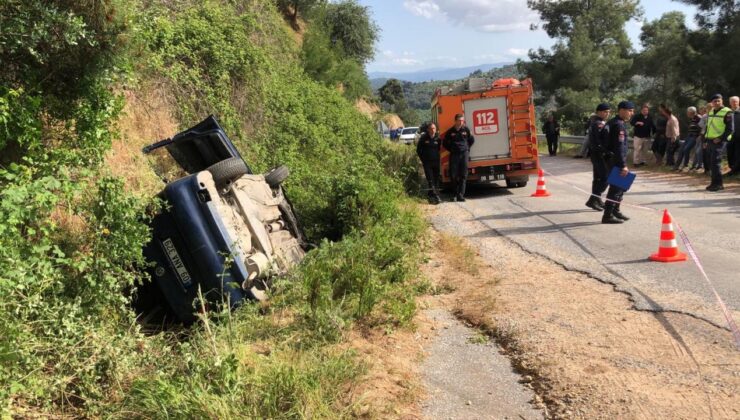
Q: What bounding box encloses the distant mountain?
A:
[393,63,524,111]
[368,62,513,84]
[370,78,389,91]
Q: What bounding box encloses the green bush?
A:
[2,0,426,417]
[301,18,372,100]
[0,170,153,413]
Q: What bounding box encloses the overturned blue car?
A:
[135,116,306,324]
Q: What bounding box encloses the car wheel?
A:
[265,165,290,188]
[206,157,249,185]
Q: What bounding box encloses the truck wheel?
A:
[506,180,528,188]
[265,165,290,188]
[206,157,248,185]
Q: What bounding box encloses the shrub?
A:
[0,170,152,413]
[2,0,425,417]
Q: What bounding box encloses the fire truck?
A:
[431,77,540,188]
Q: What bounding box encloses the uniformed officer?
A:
[704,93,734,191]
[602,101,635,224]
[416,122,442,204]
[585,103,611,211]
[443,113,475,202]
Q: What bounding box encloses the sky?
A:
[361,0,699,73]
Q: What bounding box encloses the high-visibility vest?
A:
[706,107,731,139]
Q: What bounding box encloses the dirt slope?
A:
[355,98,380,118]
[384,113,405,129]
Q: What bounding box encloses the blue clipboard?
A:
[607,167,636,191]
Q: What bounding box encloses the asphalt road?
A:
[454,155,740,331]
[421,309,543,420]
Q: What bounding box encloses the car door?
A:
[143,115,252,174]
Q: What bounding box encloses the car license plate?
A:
[162,238,193,288]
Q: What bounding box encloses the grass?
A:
[467,329,490,345]
[437,233,481,276]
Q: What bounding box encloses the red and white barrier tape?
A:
[539,168,740,350]
[674,222,740,349]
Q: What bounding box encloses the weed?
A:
[437,233,481,276]
[467,330,490,345]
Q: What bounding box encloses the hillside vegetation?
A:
[0,1,423,417]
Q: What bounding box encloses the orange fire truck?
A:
[431,77,540,188]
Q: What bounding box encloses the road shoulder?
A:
[427,202,740,419]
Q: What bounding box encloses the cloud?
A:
[507,48,528,56]
[403,0,440,19]
[403,0,538,32]
[378,50,424,67]
[473,53,506,61]
[431,55,459,62]
[393,58,423,66]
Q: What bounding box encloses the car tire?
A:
[505,180,528,188]
[265,165,290,188]
[206,157,249,185]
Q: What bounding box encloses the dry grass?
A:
[354,98,380,119]
[343,325,428,419]
[436,232,481,276]
[105,82,181,197]
[383,114,405,130]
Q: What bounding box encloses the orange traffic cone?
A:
[649,210,687,263]
[531,169,551,197]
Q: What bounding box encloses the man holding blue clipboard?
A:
[601,101,636,224]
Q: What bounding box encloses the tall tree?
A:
[378,79,404,107]
[521,0,641,131]
[275,0,324,28]
[299,0,376,100]
[324,0,379,64]
[633,12,699,108]
[676,0,740,95]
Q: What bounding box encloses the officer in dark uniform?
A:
[443,113,475,202]
[416,122,442,204]
[602,101,635,224]
[586,103,611,211]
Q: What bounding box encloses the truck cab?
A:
[432,77,540,188]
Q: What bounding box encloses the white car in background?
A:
[398,126,420,145]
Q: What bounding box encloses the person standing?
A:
[443,113,475,201]
[575,114,597,158]
[416,123,442,204]
[652,111,668,165]
[662,105,680,167]
[586,103,611,211]
[674,107,701,171]
[543,114,560,156]
[726,96,740,176]
[690,106,708,172]
[630,104,654,167]
[704,94,734,191]
[602,101,635,224]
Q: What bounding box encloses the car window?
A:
[402,128,418,135]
